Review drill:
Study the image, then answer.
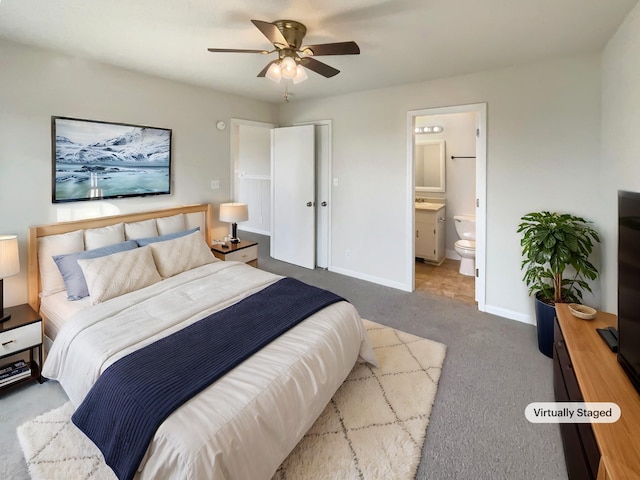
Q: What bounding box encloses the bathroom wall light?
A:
[414,125,444,134]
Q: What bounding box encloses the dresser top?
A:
[556,303,640,479]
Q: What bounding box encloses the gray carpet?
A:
[0,232,567,480]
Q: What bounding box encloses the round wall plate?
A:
[216,121,226,131]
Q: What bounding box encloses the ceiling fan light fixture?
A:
[265,62,282,83]
[293,65,308,84]
[280,56,297,80]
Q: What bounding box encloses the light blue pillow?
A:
[134,227,200,247]
[53,240,139,300]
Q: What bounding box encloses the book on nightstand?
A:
[0,359,31,386]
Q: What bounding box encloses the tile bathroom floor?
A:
[415,258,476,305]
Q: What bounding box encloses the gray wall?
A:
[279,54,603,323]
[0,39,278,306]
[601,1,640,312]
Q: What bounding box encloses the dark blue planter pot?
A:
[535,294,555,358]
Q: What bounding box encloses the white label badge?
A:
[525,402,621,423]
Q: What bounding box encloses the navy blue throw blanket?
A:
[71,277,344,480]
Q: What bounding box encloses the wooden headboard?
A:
[28,204,212,312]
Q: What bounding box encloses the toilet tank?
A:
[454,215,476,241]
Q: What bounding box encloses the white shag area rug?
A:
[17,319,446,480]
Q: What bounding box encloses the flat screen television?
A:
[52,116,172,203]
[617,190,640,395]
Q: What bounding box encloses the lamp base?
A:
[0,313,11,324]
[230,222,240,244]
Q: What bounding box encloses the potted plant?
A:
[518,211,600,357]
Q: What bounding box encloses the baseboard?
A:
[329,266,411,292]
[484,304,534,325]
[446,249,461,260]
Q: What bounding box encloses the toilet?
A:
[454,215,476,276]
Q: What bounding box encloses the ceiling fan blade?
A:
[300,41,360,56]
[207,48,269,54]
[300,57,340,78]
[251,20,289,48]
[257,60,278,78]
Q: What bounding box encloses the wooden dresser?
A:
[554,304,640,480]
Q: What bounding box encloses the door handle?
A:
[321,201,327,207]
[306,202,313,207]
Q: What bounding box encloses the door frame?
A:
[406,103,487,311]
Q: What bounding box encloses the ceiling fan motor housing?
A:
[273,20,307,51]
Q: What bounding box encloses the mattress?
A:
[42,260,376,479]
[39,291,91,340]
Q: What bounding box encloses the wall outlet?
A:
[210,179,220,190]
[333,177,339,187]
[345,249,351,258]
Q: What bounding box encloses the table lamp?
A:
[219,203,248,244]
[0,235,20,323]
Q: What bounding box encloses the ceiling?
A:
[0,0,637,103]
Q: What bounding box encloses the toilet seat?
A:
[455,239,476,252]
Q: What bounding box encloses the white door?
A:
[271,125,316,269]
[315,124,330,269]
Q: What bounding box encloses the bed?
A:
[28,204,376,480]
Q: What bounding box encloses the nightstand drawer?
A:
[0,321,42,357]
[225,245,258,263]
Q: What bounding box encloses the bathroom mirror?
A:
[415,139,445,192]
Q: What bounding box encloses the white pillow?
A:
[156,214,186,235]
[84,223,125,250]
[38,230,84,297]
[149,231,216,278]
[77,246,162,305]
[124,219,158,240]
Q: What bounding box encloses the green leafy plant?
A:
[518,211,600,304]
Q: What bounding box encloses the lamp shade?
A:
[266,62,282,83]
[0,235,20,279]
[280,56,297,80]
[293,65,308,84]
[219,203,248,223]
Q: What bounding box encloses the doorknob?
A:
[306,202,313,207]
[321,201,327,207]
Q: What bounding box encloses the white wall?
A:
[0,39,278,307]
[279,54,603,322]
[601,2,640,312]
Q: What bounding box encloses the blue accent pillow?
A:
[53,240,139,300]
[134,227,200,247]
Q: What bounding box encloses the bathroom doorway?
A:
[407,103,487,311]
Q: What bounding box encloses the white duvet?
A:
[43,261,376,480]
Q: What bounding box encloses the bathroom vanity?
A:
[415,202,446,264]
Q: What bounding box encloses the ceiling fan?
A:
[207,19,360,84]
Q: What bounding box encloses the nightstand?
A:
[211,240,258,267]
[0,304,44,391]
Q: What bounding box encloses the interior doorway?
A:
[230,118,331,269]
[407,103,487,311]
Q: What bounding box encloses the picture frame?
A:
[51,116,172,203]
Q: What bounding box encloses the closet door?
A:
[271,125,316,269]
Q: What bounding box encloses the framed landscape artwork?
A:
[51,116,172,203]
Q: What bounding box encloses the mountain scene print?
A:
[53,118,170,202]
